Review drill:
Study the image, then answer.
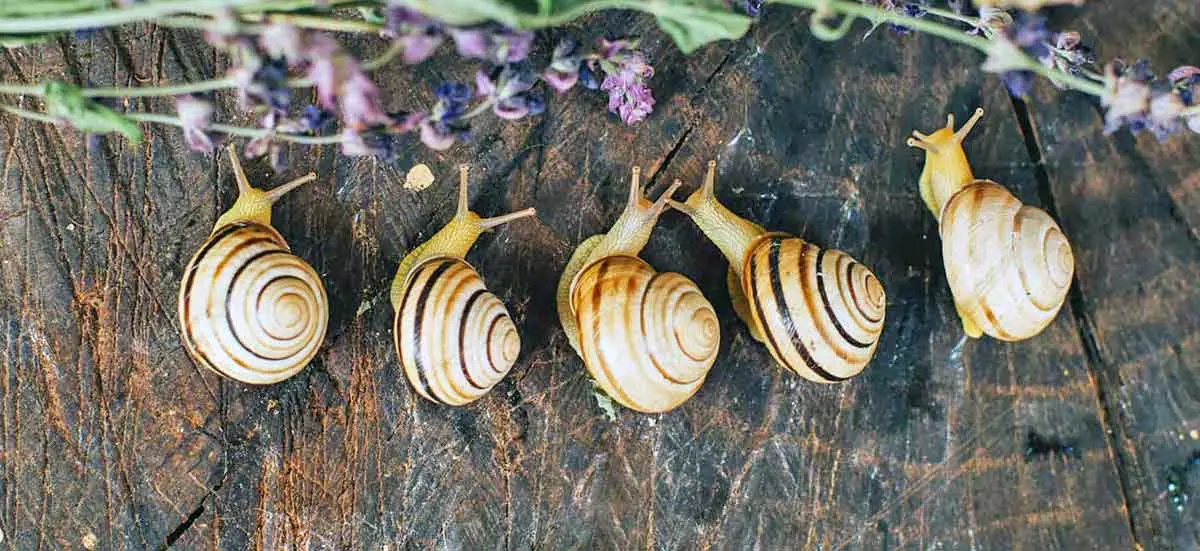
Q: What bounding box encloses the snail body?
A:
[669,161,886,383]
[179,146,327,385]
[908,109,1074,340]
[556,168,719,413]
[391,166,536,406]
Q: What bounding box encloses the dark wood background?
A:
[1,2,1199,549]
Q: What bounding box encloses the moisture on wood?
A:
[0,4,1196,550]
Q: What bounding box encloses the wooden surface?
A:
[0,3,1198,550]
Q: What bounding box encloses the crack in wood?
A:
[1007,95,1142,549]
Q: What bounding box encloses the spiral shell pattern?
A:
[940,180,1074,341]
[179,222,329,384]
[570,255,719,413]
[394,257,520,405]
[741,234,885,383]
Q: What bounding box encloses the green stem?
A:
[0,104,59,124]
[85,79,238,99]
[924,6,980,28]
[0,83,42,96]
[0,0,259,33]
[0,37,403,100]
[253,12,384,33]
[127,112,342,144]
[0,0,375,33]
[773,0,990,49]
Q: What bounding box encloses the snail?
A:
[178,145,328,384]
[908,108,1074,340]
[391,166,536,406]
[668,161,886,383]
[556,167,720,413]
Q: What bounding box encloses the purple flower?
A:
[384,6,445,64]
[544,40,582,93]
[299,105,334,133]
[982,13,1052,97]
[233,56,291,113]
[340,72,389,128]
[260,22,304,60]
[595,40,655,124]
[1041,31,1096,81]
[419,82,472,150]
[340,112,424,160]
[887,2,928,35]
[341,126,401,160]
[296,31,342,110]
[256,25,390,130]
[448,25,533,64]
[738,0,764,16]
[1102,59,1154,135]
[477,64,545,120]
[244,132,274,159]
[176,95,214,152]
[579,62,602,90]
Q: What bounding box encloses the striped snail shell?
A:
[570,255,719,413]
[669,161,886,383]
[557,167,719,413]
[738,234,885,382]
[179,146,328,384]
[939,180,1074,340]
[394,257,521,405]
[909,110,1074,340]
[390,166,536,406]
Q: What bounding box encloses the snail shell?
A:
[393,256,520,405]
[179,221,329,384]
[390,165,536,406]
[669,161,886,383]
[939,180,1074,340]
[570,255,719,413]
[740,234,886,382]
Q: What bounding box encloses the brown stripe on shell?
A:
[407,259,452,403]
[458,289,489,390]
[179,222,325,384]
[815,248,872,349]
[395,257,519,405]
[769,238,848,382]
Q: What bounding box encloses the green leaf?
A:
[0,32,59,48]
[650,5,752,53]
[592,387,619,422]
[357,7,388,26]
[42,81,143,144]
[396,0,752,52]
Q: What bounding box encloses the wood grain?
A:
[0,3,1193,549]
[1022,2,1200,549]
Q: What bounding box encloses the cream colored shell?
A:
[570,255,720,413]
[393,256,520,405]
[179,222,329,384]
[939,180,1074,340]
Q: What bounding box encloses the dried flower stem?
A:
[770,0,1108,97]
[923,6,982,29]
[0,103,342,144]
